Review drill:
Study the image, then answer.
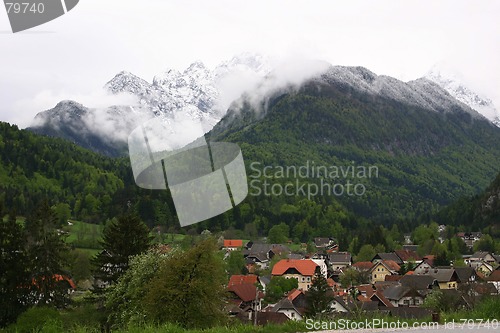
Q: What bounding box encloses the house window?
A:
[449,283,452,288]
[291,312,295,318]
[302,277,305,282]
[374,274,377,278]
[307,277,311,282]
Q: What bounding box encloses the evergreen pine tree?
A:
[0,210,30,326]
[25,201,69,307]
[305,267,333,318]
[92,213,151,288]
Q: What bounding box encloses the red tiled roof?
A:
[228,283,262,302]
[353,261,374,270]
[395,249,422,262]
[224,240,243,248]
[358,295,371,302]
[228,274,258,287]
[370,290,394,308]
[374,260,401,272]
[487,270,500,282]
[356,284,375,297]
[385,275,402,282]
[272,259,318,276]
[286,288,304,301]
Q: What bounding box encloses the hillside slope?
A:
[210,66,500,223]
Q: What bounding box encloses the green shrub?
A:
[9,307,61,333]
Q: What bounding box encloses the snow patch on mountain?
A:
[425,68,500,127]
[320,66,485,119]
[30,53,274,155]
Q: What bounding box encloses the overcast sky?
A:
[1,0,499,127]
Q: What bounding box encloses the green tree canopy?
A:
[306,267,334,318]
[142,239,226,329]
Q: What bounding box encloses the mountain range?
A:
[28,55,500,157]
[29,53,272,156]
[209,64,500,223]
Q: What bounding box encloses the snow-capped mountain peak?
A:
[425,68,500,127]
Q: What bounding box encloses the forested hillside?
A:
[0,122,126,223]
[210,79,500,229]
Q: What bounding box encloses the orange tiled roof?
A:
[224,240,243,248]
[286,288,304,301]
[272,259,318,276]
[32,274,76,289]
[228,274,258,287]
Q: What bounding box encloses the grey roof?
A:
[373,281,399,291]
[272,298,300,313]
[383,284,412,301]
[246,252,269,263]
[454,267,477,283]
[259,275,271,285]
[329,252,352,264]
[424,268,457,282]
[372,253,403,265]
[399,275,436,290]
[471,251,492,260]
[288,253,304,260]
[333,297,379,312]
[249,243,290,256]
[314,237,335,247]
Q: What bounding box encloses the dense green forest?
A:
[209,81,500,229]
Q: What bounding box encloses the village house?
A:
[313,237,338,252]
[370,260,401,283]
[271,259,322,291]
[454,267,478,284]
[224,239,243,251]
[487,270,500,293]
[227,283,264,313]
[414,256,434,275]
[271,298,304,320]
[456,232,482,249]
[371,253,403,265]
[244,243,291,270]
[383,275,436,307]
[469,261,494,278]
[424,268,458,289]
[352,261,374,272]
[467,251,498,265]
[394,249,422,264]
[328,252,352,271]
